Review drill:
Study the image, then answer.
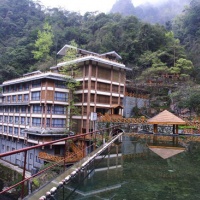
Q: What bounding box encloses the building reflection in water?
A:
[51,134,200,200]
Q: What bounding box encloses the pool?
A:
[52,134,200,200]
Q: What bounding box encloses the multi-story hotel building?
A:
[0,45,129,170]
[51,45,128,133]
[0,71,69,170]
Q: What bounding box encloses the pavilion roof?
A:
[147,110,186,125]
[110,104,123,109]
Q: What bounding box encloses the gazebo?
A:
[147,110,186,158]
[147,110,186,134]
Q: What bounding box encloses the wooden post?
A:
[153,124,158,133]
[173,124,175,134]
[153,124,158,144]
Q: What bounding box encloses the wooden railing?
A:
[99,114,147,124]
[39,152,64,163]
[39,141,84,163]
[125,92,149,99]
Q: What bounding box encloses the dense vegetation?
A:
[0,0,199,115]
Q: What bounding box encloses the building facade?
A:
[51,45,129,133]
[0,71,69,170]
[0,45,129,170]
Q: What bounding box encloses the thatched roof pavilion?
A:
[147,110,186,134]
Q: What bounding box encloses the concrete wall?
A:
[0,138,44,171]
[123,96,149,118]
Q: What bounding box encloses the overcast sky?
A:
[36,0,161,14]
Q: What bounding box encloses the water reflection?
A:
[53,135,200,200]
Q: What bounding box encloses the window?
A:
[47,105,51,114]
[55,81,66,88]
[18,95,22,102]
[14,127,18,135]
[52,119,65,128]
[24,83,29,90]
[3,87,7,93]
[24,94,29,101]
[18,84,23,91]
[21,117,25,124]
[2,145,4,150]
[36,156,41,163]
[8,86,11,92]
[52,105,66,115]
[4,107,8,112]
[27,107,30,113]
[0,116,3,122]
[9,127,13,134]
[0,107,3,112]
[20,128,25,136]
[26,117,30,125]
[9,116,13,123]
[13,85,17,92]
[12,95,17,103]
[32,118,41,127]
[4,126,7,133]
[10,107,14,112]
[21,106,26,113]
[0,125,2,131]
[15,116,19,124]
[33,105,42,113]
[4,116,8,123]
[15,107,19,113]
[54,92,68,101]
[7,96,11,103]
[46,118,50,127]
[31,92,40,101]
[32,80,41,88]
[7,146,9,151]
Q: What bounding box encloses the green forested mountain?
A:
[173,0,200,82]
[0,0,200,115]
[0,0,198,85]
[110,0,190,25]
[0,0,45,82]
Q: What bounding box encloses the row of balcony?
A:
[1,97,68,104]
[0,122,66,128]
[3,80,66,94]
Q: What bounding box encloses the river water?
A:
[0,163,22,200]
[51,134,200,200]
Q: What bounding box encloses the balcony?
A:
[0,101,29,106]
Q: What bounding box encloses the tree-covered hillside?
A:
[0,0,199,85]
[173,0,200,83]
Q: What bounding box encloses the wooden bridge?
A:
[37,114,200,164]
[98,114,200,134]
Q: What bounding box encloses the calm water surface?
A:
[55,135,200,200]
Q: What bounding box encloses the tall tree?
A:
[32,22,54,61]
[61,40,80,131]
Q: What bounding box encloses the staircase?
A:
[39,141,84,164]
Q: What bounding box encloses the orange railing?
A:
[0,126,119,199]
